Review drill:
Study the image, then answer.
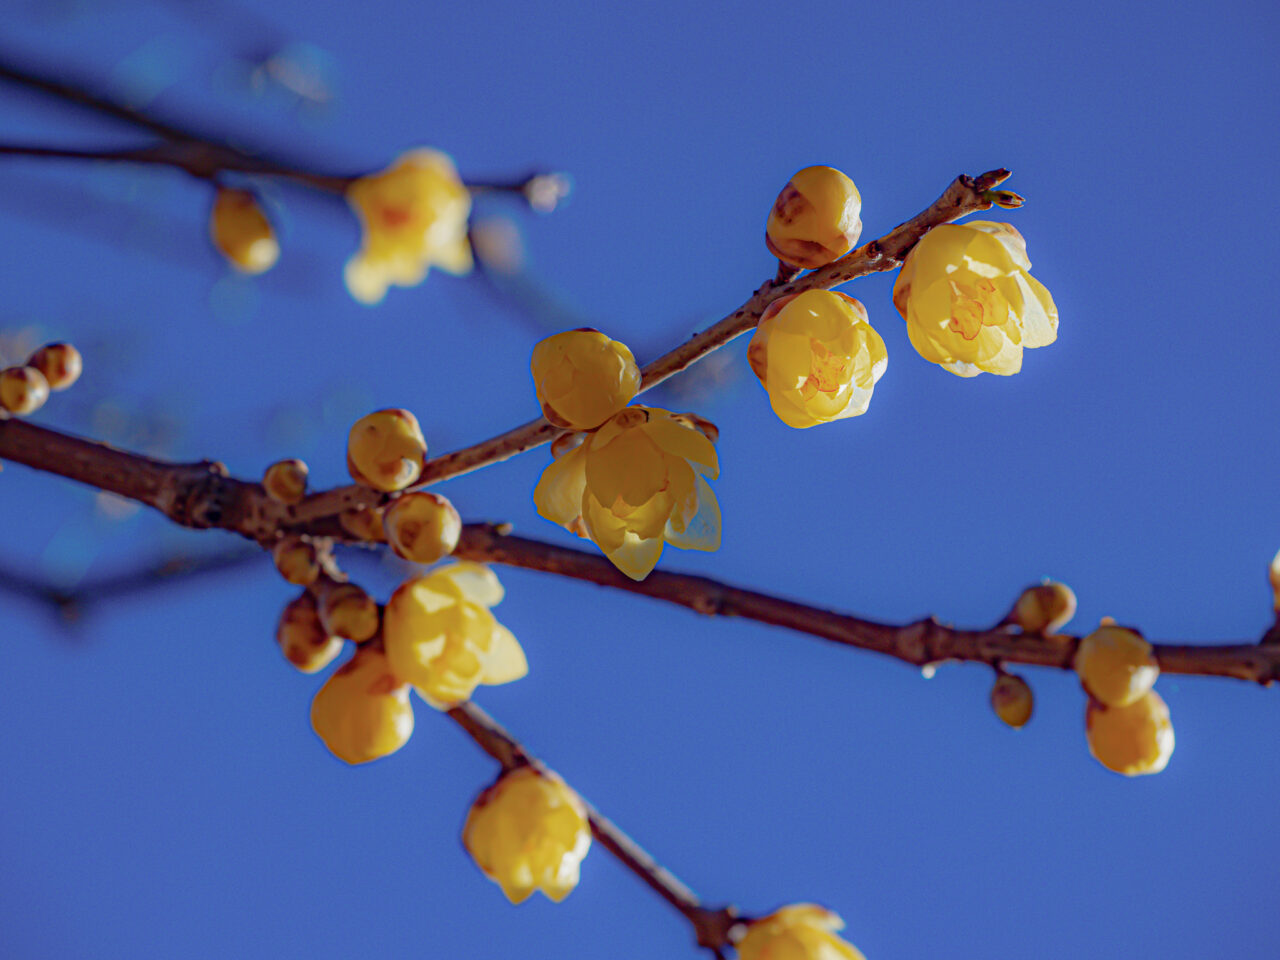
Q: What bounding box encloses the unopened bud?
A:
[276,592,343,673]
[985,189,1026,209]
[210,187,279,274]
[28,343,82,391]
[272,536,319,586]
[0,366,50,416]
[263,458,309,504]
[990,673,1033,728]
[339,506,386,542]
[319,581,380,641]
[384,491,462,565]
[1010,581,1077,634]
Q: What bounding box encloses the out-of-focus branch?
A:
[447,700,741,953]
[3,419,1276,684]
[453,523,1280,686]
[282,168,1012,528]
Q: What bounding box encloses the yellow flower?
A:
[346,408,428,493]
[892,221,1057,377]
[309,644,414,765]
[462,766,591,904]
[1074,624,1159,707]
[533,406,720,581]
[382,562,527,708]
[1086,690,1175,776]
[209,187,279,274]
[344,148,472,305]
[747,290,887,428]
[736,904,866,960]
[531,329,641,430]
[766,166,862,270]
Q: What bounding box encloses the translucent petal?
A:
[533,445,588,530]
[604,532,665,581]
[1010,271,1058,348]
[440,562,505,608]
[664,476,721,551]
[585,429,665,508]
[642,414,719,477]
[480,623,529,686]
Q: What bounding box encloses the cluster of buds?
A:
[0,341,81,417]
[531,329,721,581]
[1076,622,1174,776]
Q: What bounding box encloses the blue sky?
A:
[1,0,1278,957]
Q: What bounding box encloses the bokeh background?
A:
[1,1,1277,957]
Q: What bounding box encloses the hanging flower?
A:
[344,148,472,304]
[382,562,527,708]
[736,904,866,960]
[533,406,720,581]
[747,289,887,428]
[892,221,1057,376]
[309,644,414,765]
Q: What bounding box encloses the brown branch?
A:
[453,523,1280,686]
[447,700,740,952]
[3,417,1276,685]
[281,168,1011,530]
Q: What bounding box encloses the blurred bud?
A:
[384,491,462,564]
[276,592,343,673]
[1075,623,1158,707]
[1085,691,1174,777]
[1269,548,1280,612]
[339,506,386,542]
[523,173,572,213]
[310,644,413,764]
[0,366,50,415]
[990,673,1033,728]
[209,187,280,274]
[1010,581,1077,634]
[263,458,309,504]
[272,536,320,586]
[28,343,82,391]
[318,581,380,641]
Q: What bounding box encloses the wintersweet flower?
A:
[747,289,887,428]
[209,187,279,274]
[1074,624,1159,707]
[766,166,863,270]
[736,904,866,960]
[531,329,641,430]
[892,221,1057,377]
[1086,690,1175,776]
[344,148,472,304]
[533,406,720,581]
[382,563,527,708]
[462,766,592,904]
[309,644,414,765]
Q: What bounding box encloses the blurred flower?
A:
[310,644,413,765]
[1085,690,1174,776]
[736,904,866,960]
[892,221,1057,377]
[344,149,472,304]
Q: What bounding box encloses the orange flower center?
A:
[800,338,849,399]
[947,278,999,340]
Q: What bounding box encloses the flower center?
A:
[947,278,999,340]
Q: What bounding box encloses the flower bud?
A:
[1010,581,1077,634]
[990,673,1033,728]
[1085,691,1174,776]
[310,644,414,764]
[272,536,320,586]
[736,904,866,960]
[384,491,461,564]
[263,458,308,504]
[318,581,380,642]
[339,506,387,543]
[276,592,343,673]
[462,766,591,903]
[1269,547,1280,612]
[765,166,863,270]
[28,343,82,391]
[1074,623,1159,707]
[209,187,279,274]
[0,366,50,416]
[347,408,428,492]
[531,329,641,430]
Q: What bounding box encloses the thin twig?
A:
[277,168,1011,530]
[447,700,740,952]
[453,523,1280,686]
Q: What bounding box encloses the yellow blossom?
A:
[347,408,428,492]
[382,562,527,708]
[736,904,866,960]
[892,221,1057,376]
[531,329,641,430]
[747,290,887,428]
[533,406,720,581]
[766,166,862,270]
[310,644,414,765]
[1074,624,1159,707]
[462,766,591,904]
[1086,690,1175,776]
[344,148,472,304]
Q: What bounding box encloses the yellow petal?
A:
[440,562,505,608]
[642,413,719,477]
[480,623,529,685]
[603,532,665,581]
[664,476,721,551]
[533,445,588,531]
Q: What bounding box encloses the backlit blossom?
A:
[533,406,720,580]
[892,221,1057,377]
[736,904,866,960]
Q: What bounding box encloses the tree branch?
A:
[447,700,740,952]
[277,168,1012,530]
[453,523,1280,686]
